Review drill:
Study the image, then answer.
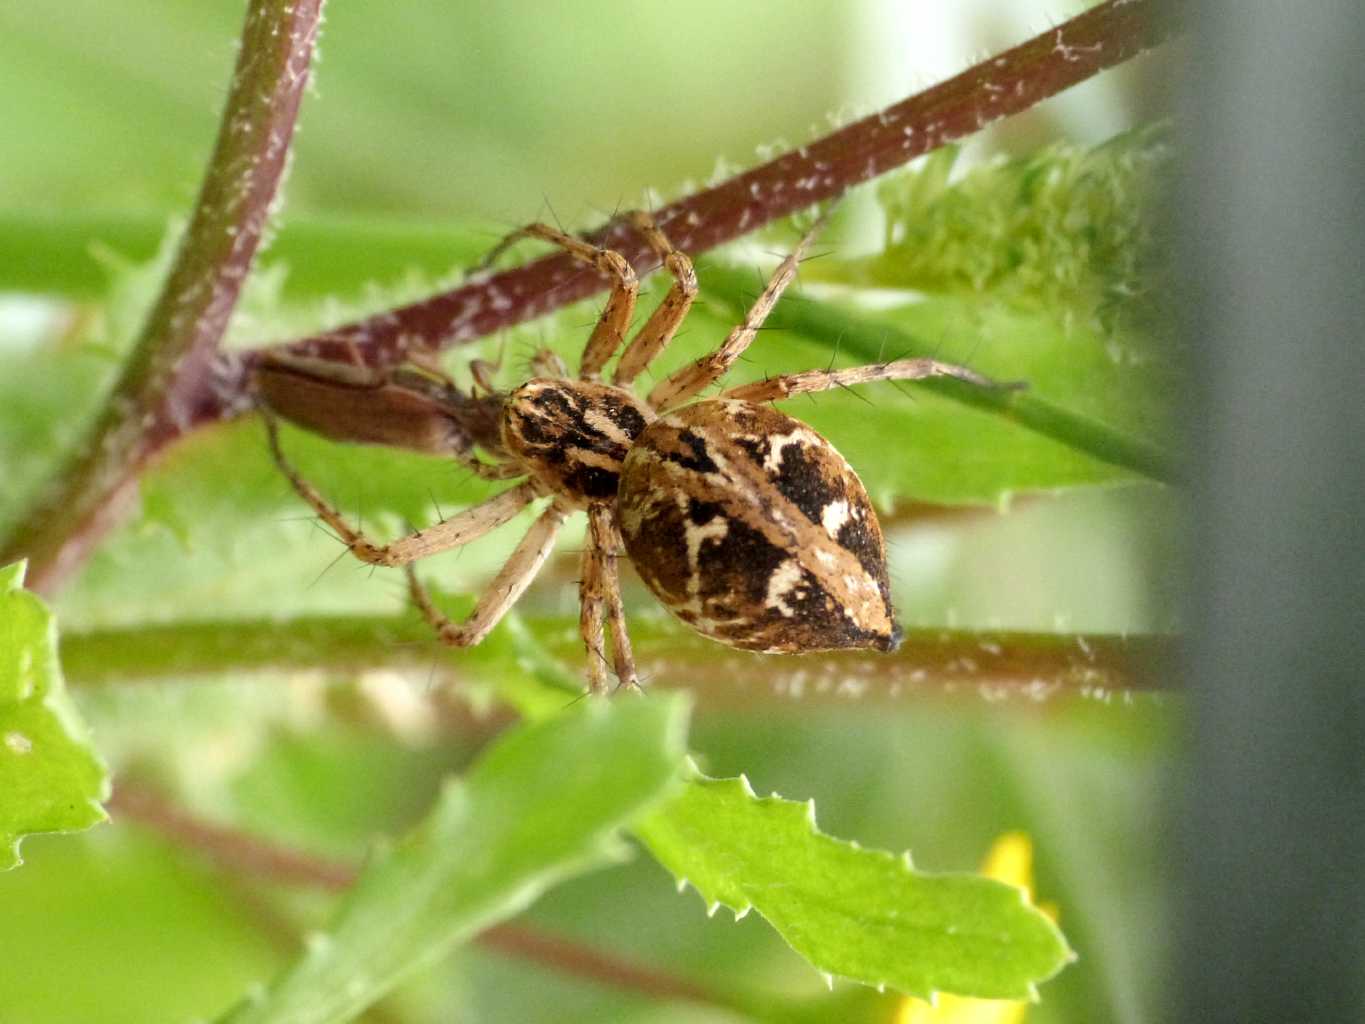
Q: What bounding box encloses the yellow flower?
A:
[894,833,1057,1024]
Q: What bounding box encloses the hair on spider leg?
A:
[755,244,835,273]
[541,193,569,236]
[426,490,448,526]
[445,466,477,491]
[797,245,837,266]
[267,489,346,543]
[579,197,625,226]
[616,655,658,694]
[614,675,648,697]
[888,379,919,403]
[833,377,878,407]
[592,196,628,235]
[307,544,357,591]
[421,648,444,697]
[560,688,595,711]
[824,327,849,372]
[306,518,347,547]
[272,511,327,525]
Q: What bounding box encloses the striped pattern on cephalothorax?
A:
[501,378,655,507]
[618,399,900,654]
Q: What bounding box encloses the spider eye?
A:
[502,378,654,507]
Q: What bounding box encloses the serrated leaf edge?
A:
[652,761,1070,1002]
[1,560,110,870]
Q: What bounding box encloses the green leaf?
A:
[0,561,109,870]
[690,126,1181,500]
[0,211,492,301]
[698,267,1178,498]
[217,693,690,1024]
[808,126,1172,320]
[637,767,1072,1001]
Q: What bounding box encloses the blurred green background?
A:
[0,3,1176,1022]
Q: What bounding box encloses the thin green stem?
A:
[61,613,1174,707]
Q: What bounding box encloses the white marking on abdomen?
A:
[821,499,850,538]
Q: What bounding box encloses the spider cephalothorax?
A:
[501,378,655,506]
[260,210,1000,693]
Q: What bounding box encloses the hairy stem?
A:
[109,782,735,1012]
[272,0,1172,369]
[0,0,1175,598]
[61,614,1173,706]
[0,0,324,594]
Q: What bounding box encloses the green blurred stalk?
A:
[0,211,492,301]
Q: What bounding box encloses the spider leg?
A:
[647,216,826,413]
[469,359,500,394]
[482,222,638,381]
[530,347,569,379]
[720,358,1013,403]
[407,502,568,648]
[612,211,698,387]
[579,507,610,695]
[464,459,532,482]
[265,411,538,567]
[588,505,639,692]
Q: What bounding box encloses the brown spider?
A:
[261,211,999,694]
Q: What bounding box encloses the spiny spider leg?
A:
[647,217,826,412]
[481,222,638,381]
[720,357,1012,403]
[464,460,533,483]
[469,359,500,394]
[611,211,699,387]
[265,412,537,567]
[530,347,569,379]
[588,505,639,691]
[578,507,610,695]
[407,502,568,648]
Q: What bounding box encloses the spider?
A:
[261,211,1000,694]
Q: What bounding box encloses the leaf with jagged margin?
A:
[0,561,109,870]
[636,767,1072,1002]
[217,694,689,1024]
[796,125,1173,323]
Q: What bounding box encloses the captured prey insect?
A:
[256,211,1007,694]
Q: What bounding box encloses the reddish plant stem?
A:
[0,0,1174,598]
[108,783,725,1010]
[0,0,324,595]
[474,927,721,1009]
[109,785,357,889]
[270,0,1171,370]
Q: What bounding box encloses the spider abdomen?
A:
[502,378,655,506]
[618,399,900,654]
